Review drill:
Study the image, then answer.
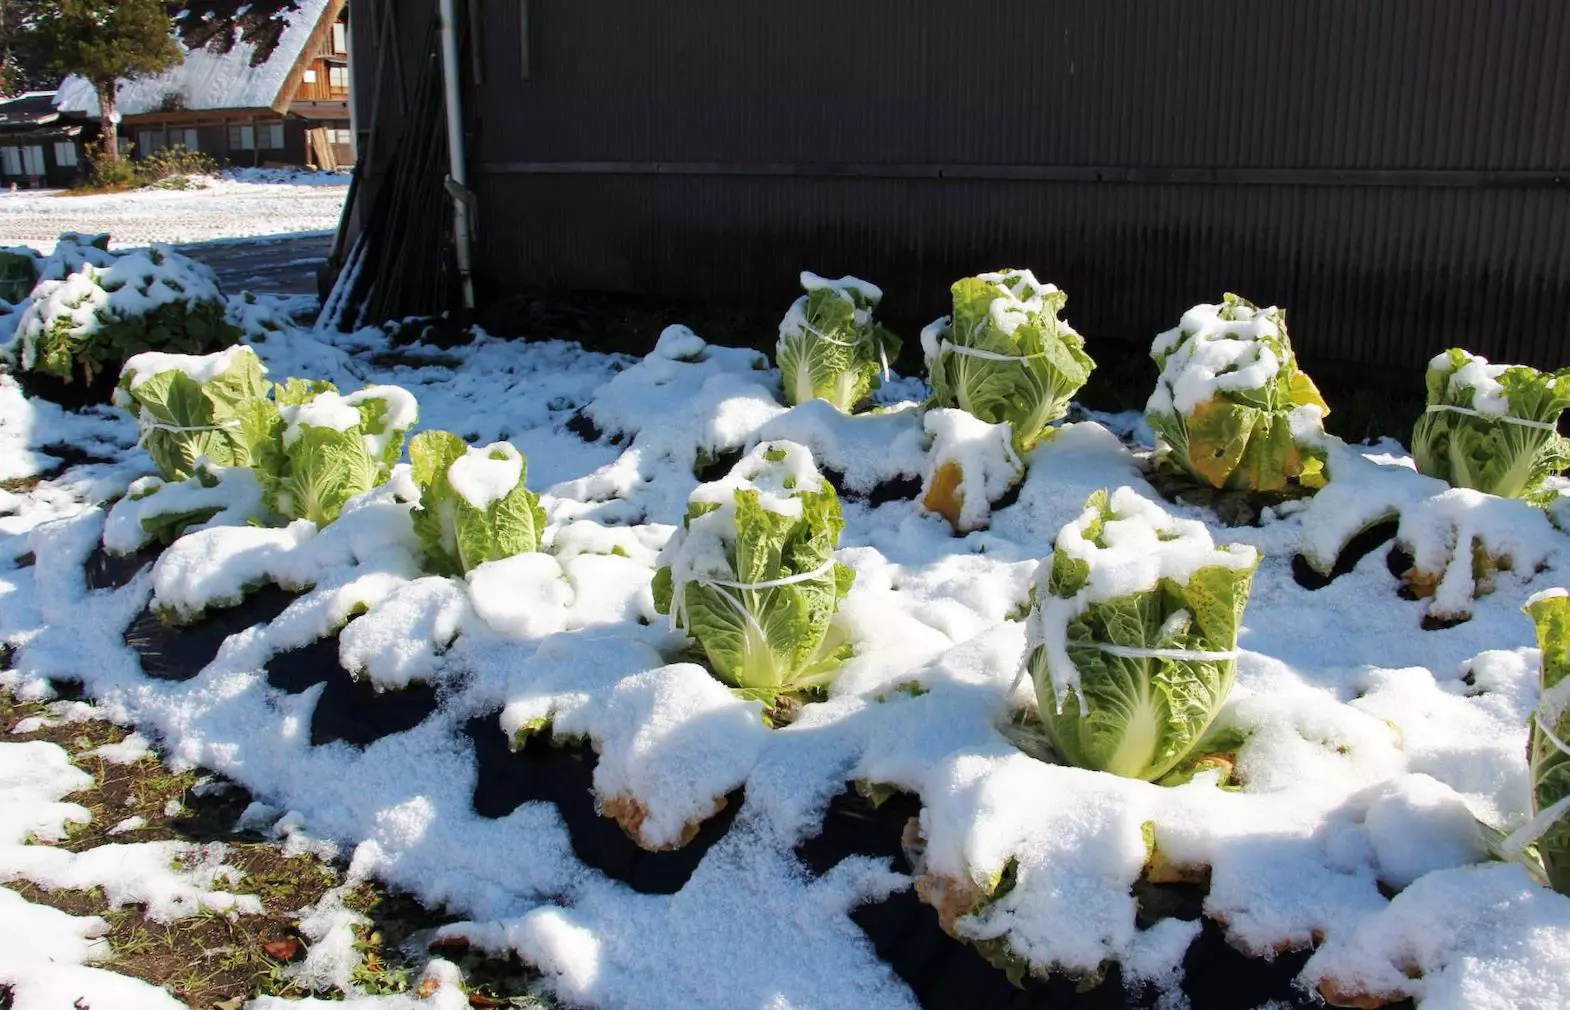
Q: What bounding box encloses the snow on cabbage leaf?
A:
[1146,294,1328,492]
[1024,487,1258,781]
[651,440,855,716]
[102,464,267,554]
[1412,349,1570,503]
[1526,588,1570,895]
[776,271,901,413]
[114,345,272,481]
[251,378,417,528]
[922,270,1094,452]
[2,238,239,387]
[408,430,547,576]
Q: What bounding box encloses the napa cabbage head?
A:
[776,272,901,412]
[1526,589,1570,895]
[252,379,418,527]
[922,270,1094,451]
[114,345,273,481]
[651,440,855,713]
[1145,294,1328,492]
[1024,487,1258,781]
[1412,349,1570,502]
[408,430,547,575]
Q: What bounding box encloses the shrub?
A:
[3,239,240,388]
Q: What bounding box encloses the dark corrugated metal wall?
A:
[365,0,1570,368]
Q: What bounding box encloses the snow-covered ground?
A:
[0,169,348,252]
[2,288,1570,1008]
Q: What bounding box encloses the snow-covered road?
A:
[0,169,348,252]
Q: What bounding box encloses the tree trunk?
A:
[94,78,118,162]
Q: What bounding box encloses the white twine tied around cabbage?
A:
[937,314,1054,367]
[668,557,840,640]
[799,321,891,383]
[1496,699,1570,863]
[1424,404,1560,433]
[134,412,242,448]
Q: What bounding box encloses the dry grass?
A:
[1,686,555,1009]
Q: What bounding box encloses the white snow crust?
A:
[3,299,1570,1009]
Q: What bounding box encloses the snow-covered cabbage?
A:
[251,379,417,527]
[919,408,1023,533]
[1024,487,1259,781]
[776,271,901,412]
[922,270,1094,451]
[1146,294,1329,492]
[2,240,239,387]
[651,441,855,711]
[1412,349,1570,502]
[408,430,547,576]
[1526,588,1570,894]
[102,464,266,554]
[113,345,271,481]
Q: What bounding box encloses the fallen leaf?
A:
[263,936,302,961]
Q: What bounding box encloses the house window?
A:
[21,146,45,175]
[169,128,199,151]
[137,129,167,155]
[331,22,347,54]
[328,128,353,146]
[227,124,256,151]
[261,122,285,149]
[54,142,78,167]
[329,66,349,91]
[304,69,318,84]
[0,147,20,175]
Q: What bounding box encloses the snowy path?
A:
[175,234,333,296]
[0,169,348,254]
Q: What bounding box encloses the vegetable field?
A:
[2,251,1569,1009]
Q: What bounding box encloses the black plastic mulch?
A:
[124,585,299,681]
[795,787,1383,1010]
[464,714,742,896]
[263,634,439,748]
[83,543,163,592]
[1291,519,1400,591]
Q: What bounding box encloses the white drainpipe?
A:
[437,0,475,309]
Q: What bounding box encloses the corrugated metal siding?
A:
[361,0,1570,367]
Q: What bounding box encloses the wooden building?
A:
[0,92,97,189]
[339,0,1570,372]
[55,0,354,171]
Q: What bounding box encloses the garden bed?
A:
[2,278,1568,1010]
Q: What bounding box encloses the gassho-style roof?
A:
[54,0,342,119]
[0,91,66,128]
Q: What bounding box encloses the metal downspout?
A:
[436,0,475,309]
